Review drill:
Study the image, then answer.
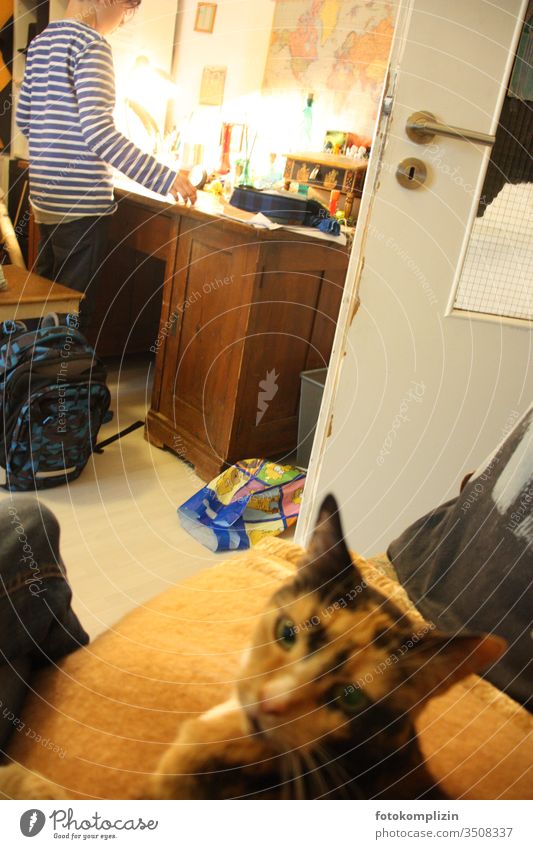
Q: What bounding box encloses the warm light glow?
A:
[128,55,178,114]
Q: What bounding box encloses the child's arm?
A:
[73,40,191,201]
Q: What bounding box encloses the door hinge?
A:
[382,95,393,116]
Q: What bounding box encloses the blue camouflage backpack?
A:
[0,320,111,491]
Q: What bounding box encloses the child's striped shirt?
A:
[16,19,176,219]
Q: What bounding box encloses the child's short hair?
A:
[85,0,142,4]
[95,0,142,6]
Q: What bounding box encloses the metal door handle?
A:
[406,111,495,146]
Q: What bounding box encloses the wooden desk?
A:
[0,265,83,321]
[28,185,350,480]
[131,189,350,481]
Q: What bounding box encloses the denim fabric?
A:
[0,497,89,751]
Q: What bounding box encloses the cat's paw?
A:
[198,695,244,726]
[0,763,64,800]
[149,700,275,799]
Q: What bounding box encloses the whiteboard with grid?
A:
[454,182,533,321]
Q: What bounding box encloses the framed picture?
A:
[194,3,217,34]
[199,66,226,106]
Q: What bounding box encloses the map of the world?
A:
[263,0,395,137]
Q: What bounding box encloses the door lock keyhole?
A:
[396,158,428,189]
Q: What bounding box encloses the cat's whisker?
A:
[299,749,314,798]
[298,749,314,798]
[298,748,321,800]
[315,743,359,799]
[298,750,310,800]
[302,748,329,799]
[291,751,306,800]
[268,729,292,799]
[300,749,314,799]
[280,753,292,800]
[288,751,296,797]
[313,745,340,798]
[285,752,294,799]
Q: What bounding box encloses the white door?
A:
[297,0,532,554]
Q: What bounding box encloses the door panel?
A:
[297,0,531,554]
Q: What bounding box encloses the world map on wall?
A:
[263,0,394,135]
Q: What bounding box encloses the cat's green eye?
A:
[334,684,367,714]
[275,617,297,650]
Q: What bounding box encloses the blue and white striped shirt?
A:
[16,19,176,218]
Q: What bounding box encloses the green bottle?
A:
[301,93,314,150]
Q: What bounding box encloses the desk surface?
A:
[0,265,83,320]
[112,177,351,249]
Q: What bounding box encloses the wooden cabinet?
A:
[147,204,349,480]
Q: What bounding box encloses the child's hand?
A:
[169,173,197,205]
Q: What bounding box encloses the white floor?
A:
[0,355,225,640]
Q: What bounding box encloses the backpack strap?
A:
[94,420,144,454]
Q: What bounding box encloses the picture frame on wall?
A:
[194,3,217,34]
[199,66,226,106]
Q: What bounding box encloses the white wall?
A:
[173,0,274,122]
[171,0,275,169]
[108,0,179,149]
[108,0,177,83]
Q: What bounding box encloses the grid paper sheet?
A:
[454,182,533,321]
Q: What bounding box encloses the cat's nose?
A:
[259,695,287,715]
[258,675,295,715]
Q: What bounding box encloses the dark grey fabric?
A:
[35,215,110,332]
[0,497,89,752]
[388,407,532,710]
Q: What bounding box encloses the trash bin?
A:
[297,368,328,468]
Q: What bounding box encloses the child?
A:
[16,0,197,332]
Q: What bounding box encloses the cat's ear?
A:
[400,629,507,706]
[306,494,353,569]
[297,495,363,594]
